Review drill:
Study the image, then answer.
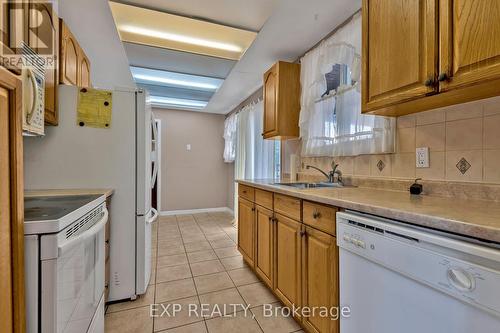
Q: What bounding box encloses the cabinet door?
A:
[362,0,438,112]
[439,0,500,92]
[30,3,59,125]
[237,198,255,266]
[78,53,91,88]
[60,20,79,85]
[263,67,278,136]
[0,86,13,333]
[302,226,339,333]
[274,213,301,310]
[0,68,25,333]
[255,205,273,288]
[0,1,28,74]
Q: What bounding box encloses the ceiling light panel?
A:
[109,2,257,60]
[149,96,208,110]
[131,66,224,91]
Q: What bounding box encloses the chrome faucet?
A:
[306,160,343,184]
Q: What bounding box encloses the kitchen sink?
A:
[273,182,356,189]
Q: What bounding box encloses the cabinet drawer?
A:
[239,184,255,202]
[303,201,337,236]
[274,194,301,221]
[255,189,273,210]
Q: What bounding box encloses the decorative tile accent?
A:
[456,157,471,174]
[377,160,385,172]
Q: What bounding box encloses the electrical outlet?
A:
[186,144,191,151]
[416,147,429,168]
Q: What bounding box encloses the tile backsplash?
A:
[301,95,500,184]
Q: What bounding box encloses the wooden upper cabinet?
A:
[263,69,278,135]
[362,0,438,113]
[237,197,255,266]
[255,205,274,288]
[79,54,91,88]
[60,20,79,85]
[363,0,500,116]
[262,61,301,140]
[29,2,59,125]
[59,19,91,88]
[0,1,29,74]
[302,226,339,333]
[439,0,500,92]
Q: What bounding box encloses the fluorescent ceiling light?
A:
[121,25,242,53]
[149,96,208,109]
[130,66,224,92]
[133,74,218,90]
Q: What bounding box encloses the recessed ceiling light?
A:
[149,96,208,109]
[121,25,243,53]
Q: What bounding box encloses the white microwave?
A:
[22,45,45,136]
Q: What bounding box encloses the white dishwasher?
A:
[337,211,500,333]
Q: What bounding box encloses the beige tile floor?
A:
[104,211,302,333]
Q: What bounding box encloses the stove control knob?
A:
[447,268,475,292]
[343,234,351,243]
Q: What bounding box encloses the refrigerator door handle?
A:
[151,117,158,189]
[146,208,158,225]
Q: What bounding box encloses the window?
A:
[274,141,281,179]
[299,13,395,157]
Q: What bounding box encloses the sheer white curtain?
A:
[299,13,395,157]
[234,100,275,215]
[223,112,238,162]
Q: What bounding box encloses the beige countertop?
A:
[25,188,114,199]
[238,179,500,244]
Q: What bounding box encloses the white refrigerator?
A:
[24,85,158,301]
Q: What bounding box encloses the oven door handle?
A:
[58,208,109,256]
[147,208,158,225]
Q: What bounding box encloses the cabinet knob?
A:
[438,73,449,82]
[313,211,321,219]
[251,207,255,212]
[424,78,434,87]
[300,230,307,237]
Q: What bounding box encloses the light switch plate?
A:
[186,144,191,151]
[416,147,429,168]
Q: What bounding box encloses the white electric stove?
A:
[24,194,108,333]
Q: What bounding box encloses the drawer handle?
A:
[313,211,321,219]
[242,190,247,194]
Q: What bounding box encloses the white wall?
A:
[58,0,135,90]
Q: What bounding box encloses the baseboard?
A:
[160,207,233,216]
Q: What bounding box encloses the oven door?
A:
[40,208,108,333]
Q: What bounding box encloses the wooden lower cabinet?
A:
[237,184,340,333]
[274,213,302,310]
[302,226,339,333]
[238,197,255,266]
[255,205,274,288]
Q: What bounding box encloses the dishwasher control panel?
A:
[337,211,500,318]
